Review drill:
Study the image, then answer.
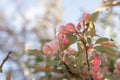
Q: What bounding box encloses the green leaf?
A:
[94,46,117,58]
[76,41,86,67]
[100,41,116,48]
[36,56,43,62]
[66,34,77,44]
[87,37,92,44]
[76,52,85,67]
[62,34,77,50]
[77,41,84,53]
[110,59,115,72]
[86,22,96,38]
[95,37,109,44]
[89,11,99,22]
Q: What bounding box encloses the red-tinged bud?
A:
[65,23,76,33]
[87,44,93,53]
[51,40,60,52]
[42,44,53,55]
[93,75,104,80]
[93,53,100,59]
[113,69,120,75]
[115,61,120,70]
[62,37,70,46]
[91,66,100,74]
[92,58,101,66]
[82,13,90,25]
[66,48,75,55]
[58,25,68,34]
[77,23,82,30]
[103,66,110,74]
[103,0,107,3]
[92,53,101,66]
[57,33,65,42]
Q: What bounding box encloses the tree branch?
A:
[95,2,120,12]
[0,51,12,72]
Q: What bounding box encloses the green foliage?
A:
[35,56,43,62]
[89,11,99,22]
[86,37,92,44]
[110,59,115,72]
[95,37,109,44]
[66,34,77,44]
[94,46,117,58]
[88,22,96,38]
[63,34,77,50]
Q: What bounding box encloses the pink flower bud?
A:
[92,53,101,66]
[93,75,104,80]
[66,48,75,55]
[91,66,100,74]
[62,37,70,46]
[115,61,120,70]
[103,0,107,3]
[82,13,90,25]
[103,66,110,74]
[93,53,100,59]
[92,58,101,66]
[57,33,65,42]
[113,69,120,75]
[77,23,82,30]
[87,44,93,53]
[51,40,60,52]
[65,23,76,33]
[58,25,69,34]
[42,44,53,55]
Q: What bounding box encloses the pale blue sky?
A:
[63,0,102,24]
[0,0,102,24]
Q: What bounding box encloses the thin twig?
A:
[95,2,120,12]
[0,51,12,68]
[61,60,73,76]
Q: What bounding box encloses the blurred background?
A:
[0,0,120,80]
